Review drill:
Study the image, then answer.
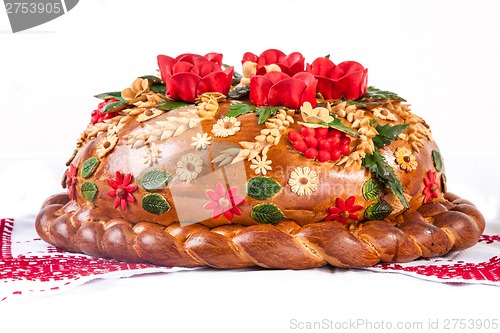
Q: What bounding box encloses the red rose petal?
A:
[307,57,336,77]
[333,70,366,100]
[172,61,195,75]
[191,61,221,77]
[197,71,227,96]
[169,72,200,102]
[264,71,290,84]
[257,49,287,67]
[204,52,223,66]
[223,66,234,94]
[287,52,305,75]
[294,72,317,107]
[242,52,258,63]
[157,55,176,81]
[249,75,274,106]
[175,53,207,64]
[316,77,336,100]
[267,77,306,109]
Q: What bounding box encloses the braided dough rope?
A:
[36,192,485,269]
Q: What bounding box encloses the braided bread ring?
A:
[35,192,485,269]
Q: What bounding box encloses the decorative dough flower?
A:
[176,153,203,182]
[191,132,212,150]
[157,53,233,102]
[211,117,241,138]
[143,145,161,166]
[306,57,368,100]
[65,163,77,200]
[249,155,272,175]
[107,171,138,211]
[136,108,164,123]
[249,71,318,109]
[96,133,118,158]
[394,146,418,172]
[203,183,245,221]
[325,196,363,225]
[423,170,439,204]
[121,78,150,100]
[288,166,319,196]
[373,107,397,121]
[300,101,334,124]
[196,93,221,119]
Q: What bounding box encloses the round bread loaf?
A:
[35,50,485,269]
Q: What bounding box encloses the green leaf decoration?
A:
[157,100,192,111]
[346,86,406,107]
[150,84,166,94]
[251,203,286,224]
[227,84,249,99]
[365,200,394,220]
[142,193,171,215]
[226,102,256,118]
[256,106,281,125]
[372,123,409,148]
[229,69,243,86]
[81,181,98,202]
[140,169,171,191]
[102,100,129,113]
[323,116,360,138]
[81,157,100,179]
[362,150,409,209]
[94,91,124,100]
[441,173,447,193]
[362,178,385,201]
[365,86,406,102]
[247,177,282,200]
[432,150,443,172]
[138,75,165,85]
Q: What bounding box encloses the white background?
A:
[0,0,499,332]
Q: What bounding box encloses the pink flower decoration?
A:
[242,49,305,76]
[107,171,138,211]
[157,53,233,103]
[249,71,318,109]
[423,170,440,204]
[203,183,245,221]
[325,196,363,225]
[306,57,368,100]
[66,164,77,200]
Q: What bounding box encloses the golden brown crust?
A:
[35,192,485,269]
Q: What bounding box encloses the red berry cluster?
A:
[288,126,351,162]
[91,98,118,125]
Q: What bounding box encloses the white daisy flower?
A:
[143,145,161,166]
[288,166,319,196]
[176,153,203,182]
[249,155,272,175]
[211,117,241,138]
[191,132,212,150]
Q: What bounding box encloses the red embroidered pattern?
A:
[0,218,162,301]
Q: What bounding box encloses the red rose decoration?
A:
[249,71,318,109]
[157,53,233,102]
[306,57,368,100]
[242,49,305,76]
